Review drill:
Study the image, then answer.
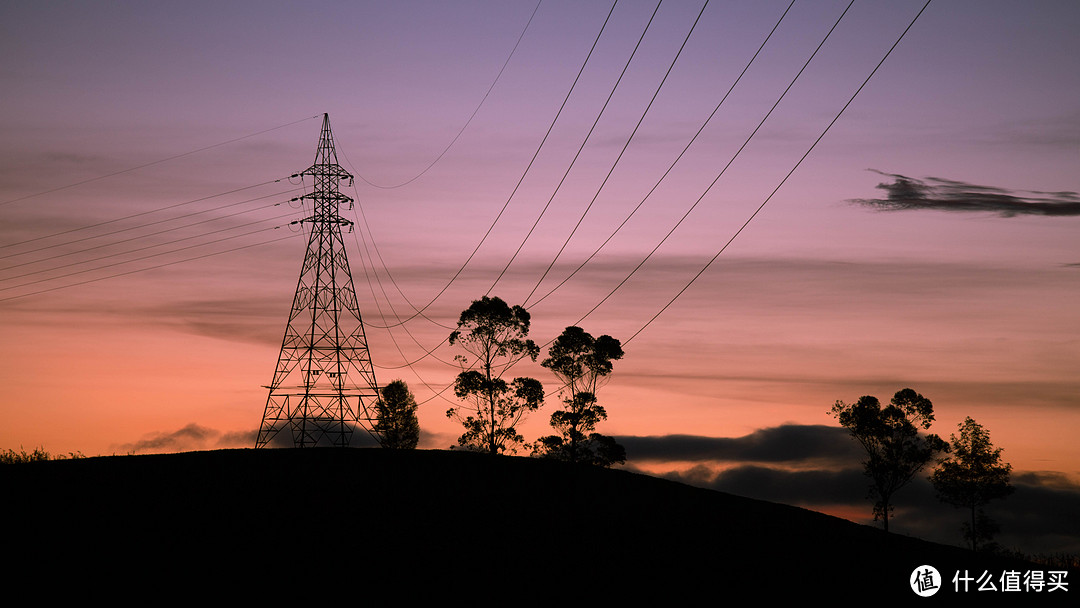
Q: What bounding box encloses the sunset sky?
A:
[2,1,1078,553]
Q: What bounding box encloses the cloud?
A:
[108,420,1080,554]
[114,423,250,454]
[254,420,381,449]
[419,428,464,450]
[663,463,868,506]
[626,425,1080,555]
[141,296,285,346]
[650,461,1080,554]
[617,424,861,465]
[116,419,400,454]
[615,423,1080,554]
[850,170,1080,217]
[984,111,1080,150]
[115,422,380,453]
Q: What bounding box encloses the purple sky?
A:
[2,1,1078,553]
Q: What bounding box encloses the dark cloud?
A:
[116,421,381,453]
[251,420,381,449]
[631,427,1080,555]
[665,463,868,506]
[654,462,1080,554]
[850,170,1080,217]
[901,472,1080,555]
[1015,471,1080,492]
[115,423,247,454]
[618,424,861,464]
[999,474,1080,539]
[108,419,1080,554]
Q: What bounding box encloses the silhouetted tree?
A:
[534,326,625,466]
[375,380,420,449]
[830,388,947,532]
[930,417,1013,552]
[446,296,543,455]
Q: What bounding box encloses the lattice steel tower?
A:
[256,113,380,448]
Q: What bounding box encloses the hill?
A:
[2,448,1069,601]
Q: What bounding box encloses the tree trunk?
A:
[970,503,978,552]
[485,359,496,455]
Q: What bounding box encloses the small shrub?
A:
[0,447,84,464]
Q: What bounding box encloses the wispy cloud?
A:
[141,297,285,346]
[850,170,1080,217]
[114,423,252,454]
[115,422,383,453]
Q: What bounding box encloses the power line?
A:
[0,115,318,207]
[0,210,297,284]
[541,0,856,324]
[350,0,781,375]
[352,0,621,330]
[355,0,544,189]
[348,191,457,367]
[623,0,935,345]
[335,1,652,381]
[0,177,295,255]
[0,189,300,269]
[348,203,462,410]
[0,224,290,295]
[524,0,795,307]
[0,231,300,304]
[486,0,672,294]
[342,155,491,404]
[337,147,455,331]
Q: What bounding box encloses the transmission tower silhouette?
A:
[256,113,380,448]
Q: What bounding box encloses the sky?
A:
[2,1,1078,554]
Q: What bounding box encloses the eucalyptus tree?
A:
[446,296,542,455]
[831,388,947,532]
[535,326,625,466]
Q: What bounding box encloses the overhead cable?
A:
[623,0,935,344]
[354,0,621,329]
[0,115,318,208]
[524,0,795,307]
[355,0,545,189]
[487,0,672,294]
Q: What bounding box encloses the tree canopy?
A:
[830,388,947,532]
[534,326,625,466]
[541,325,623,397]
[930,417,1013,551]
[446,296,543,455]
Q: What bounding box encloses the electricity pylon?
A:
[256,113,380,448]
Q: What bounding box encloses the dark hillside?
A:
[2,449,1065,601]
